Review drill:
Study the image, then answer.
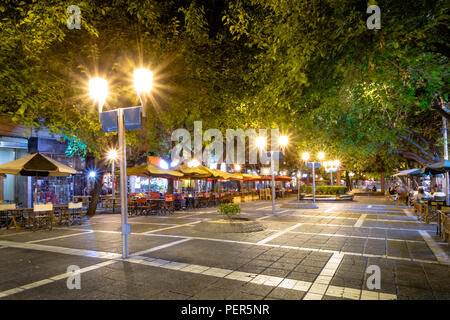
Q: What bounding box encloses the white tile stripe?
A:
[142,221,202,234]
[53,226,449,265]
[324,207,336,213]
[131,238,192,256]
[100,221,176,226]
[299,222,434,232]
[277,230,441,244]
[403,209,414,218]
[354,214,367,228]
[0,260,117,299]
[291,213,420,223]
[256,223,303,245]
[334,208,415,214]
[303,253,344,300]
[325,285,396,300]
[419,231,450,263]
[124,254,396,300]
[0,240,122,259]
[27,231,94,244]
[0,237,195,299]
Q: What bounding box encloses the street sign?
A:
[266,151,283,161]
[306,162,321,169]
[100,106,142,133]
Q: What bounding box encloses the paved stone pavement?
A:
[0,196,449,300]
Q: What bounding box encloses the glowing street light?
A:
[318,152,325,160]
[234,164,241,172]
[302,152,310,162]
[134,68,153,117]
[107,149,118,161]
[255,136,266,150]
[133,68,153,94]
[88,77,108,113]
[187,159,201,168]
[159,159,169,170]
[279,135,289,149]
[88,171,96,178]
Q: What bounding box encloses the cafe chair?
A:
[442,212,449,242]
[162,194,175,215]
[32,203,53,231]
[0,203,16,229]
[148,192,162,215]
[68,202,84,225]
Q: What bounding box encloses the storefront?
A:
[28,138,82,205]
[0,136,29,205]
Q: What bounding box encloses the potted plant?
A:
[218,203,242,220]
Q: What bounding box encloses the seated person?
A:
[431,188,445,200]
[415,187,430,201]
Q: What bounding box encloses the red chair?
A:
[162,194,175,215]
[132,197,149,216]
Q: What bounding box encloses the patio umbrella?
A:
[241,173,262,180]
[421,160,450,175]
[393,168,422,177]
[210,169,243,180]
[0,153,77,204]
[116,163,184,178]
[173,164,214,179]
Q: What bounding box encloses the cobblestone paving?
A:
[0,196,449,300]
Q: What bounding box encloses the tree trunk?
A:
[380,172,385,193]
[345,171,352,191]
[167,179,174,194]
[87,175,101,216]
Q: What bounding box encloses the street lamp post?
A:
[89,68,152,259]
[300,152,310,202]
[256,135,288,216]
[107,149,118,197]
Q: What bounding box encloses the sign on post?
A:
[266,151,282,161]
[100,106,143,133]
[306,162,321,169]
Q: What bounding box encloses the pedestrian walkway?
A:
[0,196,449,300]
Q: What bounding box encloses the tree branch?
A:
[383,114,436,160]
[392,150,433,166]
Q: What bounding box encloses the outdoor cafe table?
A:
[2,207,50,230]
[74,196,91,206]
[1,205,71,230]
[439,207,450,238]
[103,197,120,214]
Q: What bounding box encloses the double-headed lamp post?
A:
[256,135,288,216]
[302,152,325,203]
[298,152,310,201]
[89,68,152,259]
[324,160,340,185]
